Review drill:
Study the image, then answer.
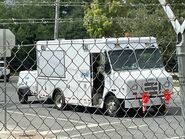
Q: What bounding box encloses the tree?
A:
[117,6,176,59]
[59,0,89,39]
[0,0,55,70]
[0,0,91,71]
[83,0,184,69]
[115,0,184,70]
[83,0,111,37]
[0,0,90,43]
[83,0,127,38]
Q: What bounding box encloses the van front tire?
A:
[105,95,121,117]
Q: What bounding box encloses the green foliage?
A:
[0,0,54,44]
[83,0,127,38]
[0,0,90,71]
[59,1,89,39]
[0,0,90,43]
[83,0,183,61]
[60,22,88,39]
[118,5,176,60]
[83,0,111,37]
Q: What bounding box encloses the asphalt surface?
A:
[0,78,183,139]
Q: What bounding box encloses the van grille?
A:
[144,82,161,94]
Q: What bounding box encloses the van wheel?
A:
[105,95,120,117]
[54,91,65,110]
[46,98,54,104]
[18,93,28,104]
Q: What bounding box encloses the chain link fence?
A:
[0,1,184,139]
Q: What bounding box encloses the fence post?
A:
[158,0,185,136]
[177,32,185,136]
[3,29,7,131]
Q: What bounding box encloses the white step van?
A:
[18,37,173,116]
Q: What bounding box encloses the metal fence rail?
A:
[0,1,184,139]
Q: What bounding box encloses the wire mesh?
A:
[0,1,184,139]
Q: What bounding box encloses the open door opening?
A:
[90,53,104,106]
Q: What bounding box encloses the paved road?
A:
[0,80,183,139]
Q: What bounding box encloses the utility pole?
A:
[54,0,60,40]
[159,0,185,136]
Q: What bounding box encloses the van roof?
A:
[37,37,156,45]
[36,37,158,52]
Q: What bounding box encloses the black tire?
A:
[46,98,54,104]
[18,93,28,104]
[6,74,10,82]
[105,95,121,117]
[54,91,65,110]
[153,104,166,115]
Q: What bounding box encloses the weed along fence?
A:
[0,1,184,139]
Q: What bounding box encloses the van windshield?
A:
[108,50,138,71]
[135,48,164,69]
[108,48,164,71]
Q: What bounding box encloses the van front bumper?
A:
[124,97,164,108]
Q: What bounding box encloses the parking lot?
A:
[0,78,184,139]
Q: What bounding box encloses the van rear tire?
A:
[54,91,65,110]
[18,93,28,104]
